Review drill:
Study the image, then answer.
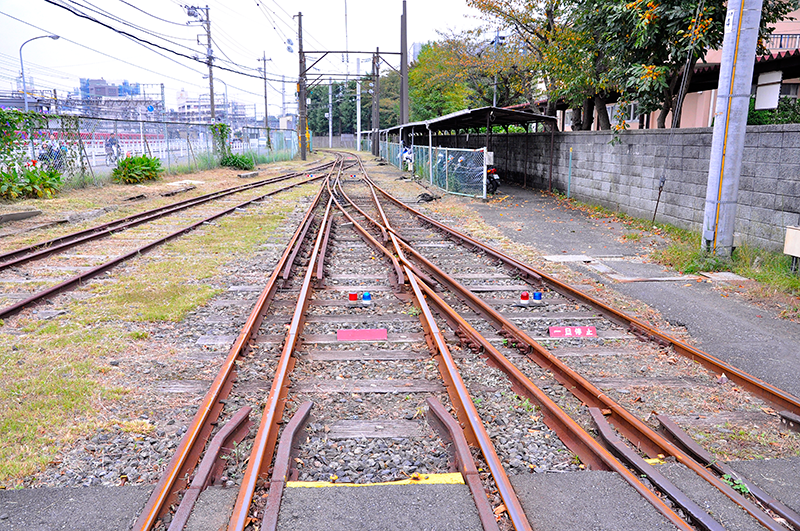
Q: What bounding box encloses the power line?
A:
[0,9,210,89]
[42,0,292,82]
[63,0,202,54]
[115,0,189,26]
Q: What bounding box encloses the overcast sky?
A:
[0,0,484,116]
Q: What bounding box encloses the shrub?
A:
[112,154,164,184]
[0,161,62,200]
[220,153,255,171]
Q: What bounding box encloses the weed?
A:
[119,420,155,434]
[128,330,149,340]
[112,154,164,184]
[721,474,750,494]
[220,153,255,171]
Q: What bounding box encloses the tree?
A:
[467,0,563,116]
[409,42,472,120]
[581,0,799,128]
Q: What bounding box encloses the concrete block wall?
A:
[433,124,800,251]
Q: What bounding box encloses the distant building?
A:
[79,78,141,99]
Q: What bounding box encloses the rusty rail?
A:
[132,172,332,531]
[343,157,792,531]
[0,172,326,321]
[0,162,334,270]
[260,401,314,531]
[167,407,253,531]
[368,175,800,419]
[226,173,339,531]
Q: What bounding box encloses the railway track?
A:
[0,160,339,320]
[132,151,799,531]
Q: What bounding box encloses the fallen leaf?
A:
[493,504,507,516]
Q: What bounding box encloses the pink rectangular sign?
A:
[548,326,597,338]
[336,328,388,341]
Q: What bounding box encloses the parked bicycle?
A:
[105,133,121,165]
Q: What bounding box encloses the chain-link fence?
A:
[2,114,297,188]
[380,141,488,198]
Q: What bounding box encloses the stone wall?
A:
[432,125,800,251]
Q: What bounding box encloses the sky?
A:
[0,0,485,117]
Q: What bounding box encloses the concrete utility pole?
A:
[328,78,333,148]
[203,6,215,123]
[297,12,307,160]
[356,78,362,150]
[400,0,409,125]
[493,28,499,107]
[259,52,271,129]
[282,74,286,117]
[371,48,380,156]
[702,0,764,255]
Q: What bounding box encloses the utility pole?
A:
[702,0,764,255]
[356,77,362,150]
[400,0,408,125]
[259,52,270,129]
[203,6,215,123]
[493,27,499,107]
[328,78,333,148]
[297,12,307,160]
[281,75,286,117]
[371,47,380,156]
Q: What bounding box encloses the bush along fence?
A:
[0,108,299,197]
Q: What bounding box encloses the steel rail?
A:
[0,162,335,269]
[132,174,331,531]
[0,173,326,321]
[425,397,500,531]
[167,407,253,531]
[328,177,532,530]
[658,414,800,530]
[341,162,692,531]
[362,178,788,531]
[404,266,533,531]
[391,228,787,531]
[261,401,314,531]
[328,178,406,290]
[226,179,338,531]
[412,275,694,530]
[590,409,726,531]
[367,177,800,418]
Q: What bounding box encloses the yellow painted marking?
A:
[287,472,464,488]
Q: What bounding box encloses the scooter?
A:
[486,166,500,194]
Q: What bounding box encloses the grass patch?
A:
[0,182,316,485]
[550,192,800,316]
[76,205,290,322]
[0,324,129,481]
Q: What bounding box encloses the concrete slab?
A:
[657,462,762,531]
[184,486,238,531]
[699,272,750,282]
[730,456,800,518]
[276,483,482,531]
[543,254,594,262]
[0,485,151,531]
[509,470,676,531]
